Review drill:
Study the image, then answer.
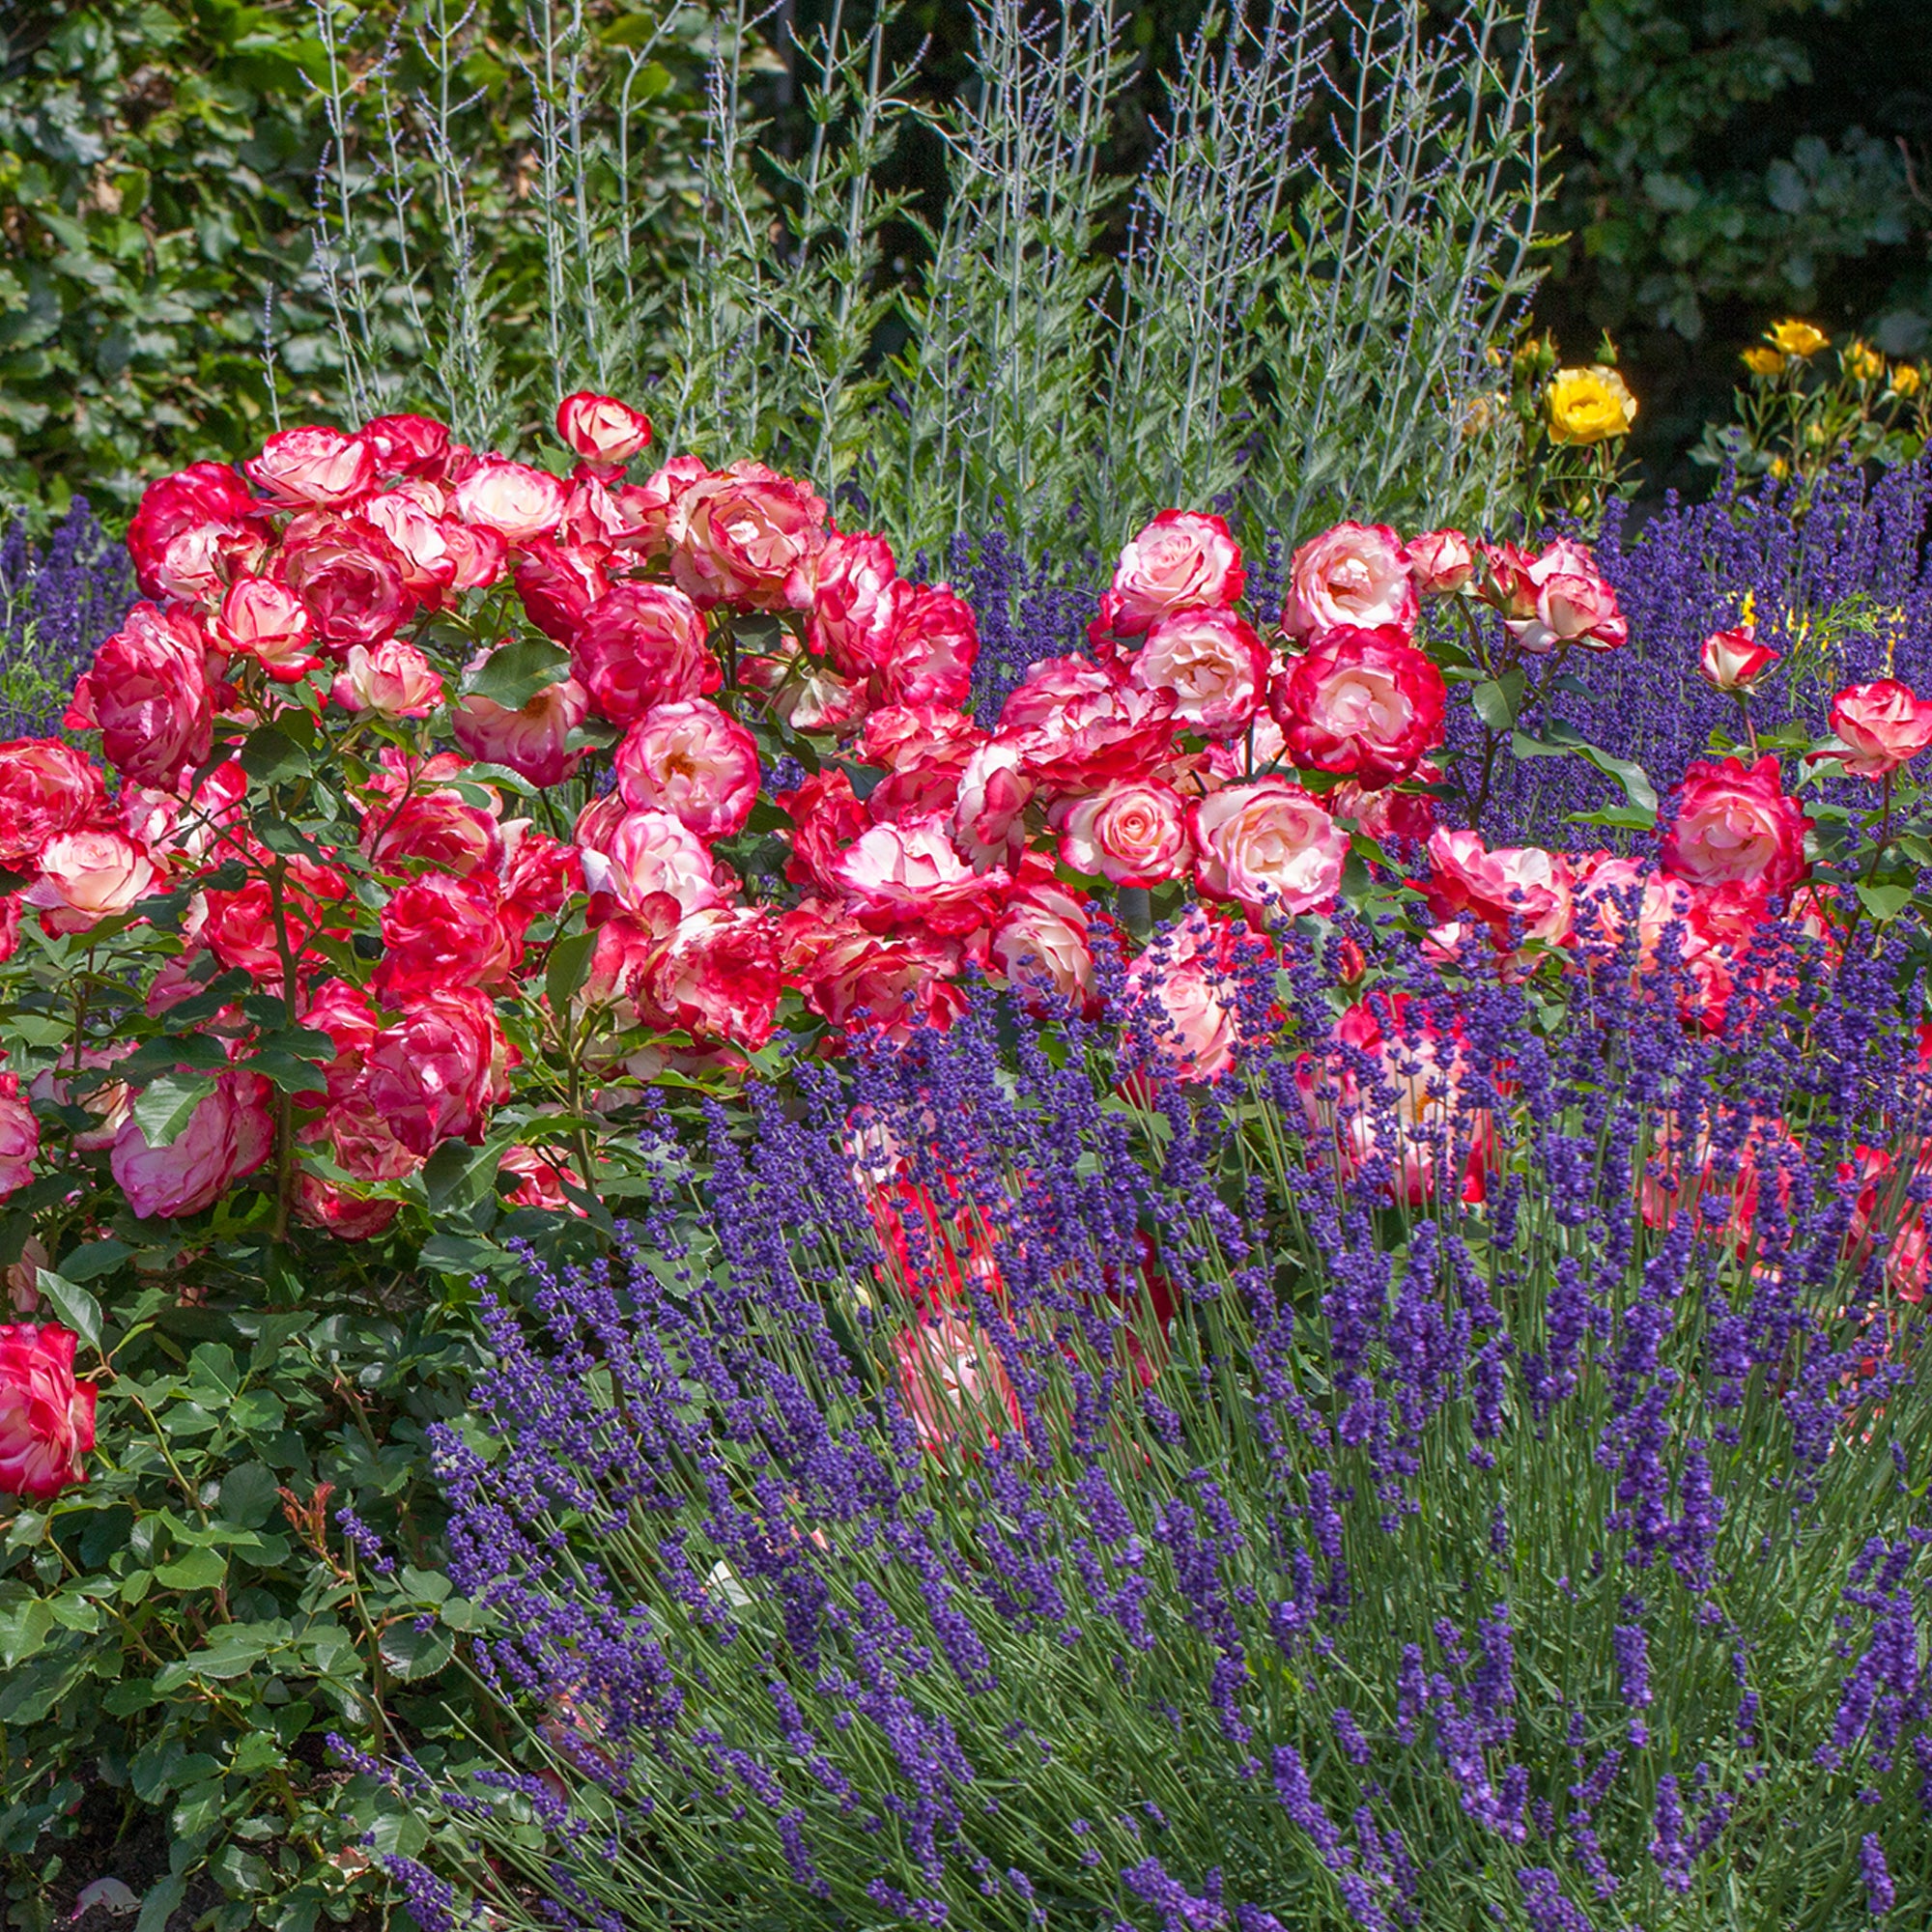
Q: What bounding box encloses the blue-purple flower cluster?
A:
[0,501,136,737]
[379,904,1930,1932]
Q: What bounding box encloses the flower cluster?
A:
[381,915,1929,1932]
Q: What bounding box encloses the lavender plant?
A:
[366,916,1929,1930]
[0,503,136,739]
[304,0,1543,564]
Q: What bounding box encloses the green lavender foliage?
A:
[311,0,1545,562]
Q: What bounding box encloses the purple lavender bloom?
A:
[1861,1834,1895,1917]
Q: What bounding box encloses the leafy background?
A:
[1,0,1929,526]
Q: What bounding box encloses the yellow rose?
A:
[1741,346,1784,378]
[1546,366,1637,445]
[1769,320,1829,358]
[1892,362,1923,398]
[1846,340,1885,383]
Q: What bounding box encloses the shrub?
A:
[366,919,1930,1929]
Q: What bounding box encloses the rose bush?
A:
[6,393,1931,1929]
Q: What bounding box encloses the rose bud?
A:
[1698,625,1777,695]
[556,392,653,469]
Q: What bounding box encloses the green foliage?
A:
[0,2,333,528]
[0,1293,476,1929]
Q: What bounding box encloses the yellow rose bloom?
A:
[1846,340,1885,383]
[1741,346,1784,378]
[1769,320,1829,358]
[1546,365,1637,445]
[1892,362,1923,398]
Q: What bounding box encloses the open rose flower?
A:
[1297,991,1493,1205]
[67,603,213,789]
[23,828,160,933]
[572,582,719,724]
[1100,510,1245,639]
[332,639,444,718]
[452,459,568,545]
[1407,529,1475,597]
[892,1311,1021,1457]
[668,460,827,611]
[1422,828,1574,951]
[451,670,591,788]
[1813,680,1932,779]
[125,462,264,603]
[0,1072,40,1199]
[877,583,978,711]
[110,1070,275,1219]
[1661,756,1810,895]
[362,412,452,479]
[807,530,903,678]
[832,818,1005,935]
[0,739,106,867]
[988,877,1097,1010]
[1504,537,1627,654]
[951,740,1034,873]
[997,655,1176,795]
[1272,624,1446,784]
[781,906,967,1042]
[365,984,515,1155]
[513,538,611,642]
[1054,779,1191,886]
[637,905,783,1048]
[1129,608,1269,738]
[1284,522,1417,641]
[0,1324,97,1499]
[1189,780,1348,920]
[613,698,760,839]
[196,852,352,979]
[281,522,414,651]
[243,425,376,506]
[1122,910,1251,1084]
[213,575,321,681]
[580,807,727,921]
[555,392,652,470]
[373,871,524,1002]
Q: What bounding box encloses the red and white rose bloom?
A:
[1698,623,1777,695]
[1271,624,1446,785]
[1815,679,1932,779]
[1129,608,1270,738]
[1189,780,1349,921]
[614,698,761,839]
[0,1323,97,1500]
[1661,756,1811,896]
[1283,522,1417,641]
[1502,537,1627,654]
[1098,509,1246,639]
[1053,779,1192,887]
